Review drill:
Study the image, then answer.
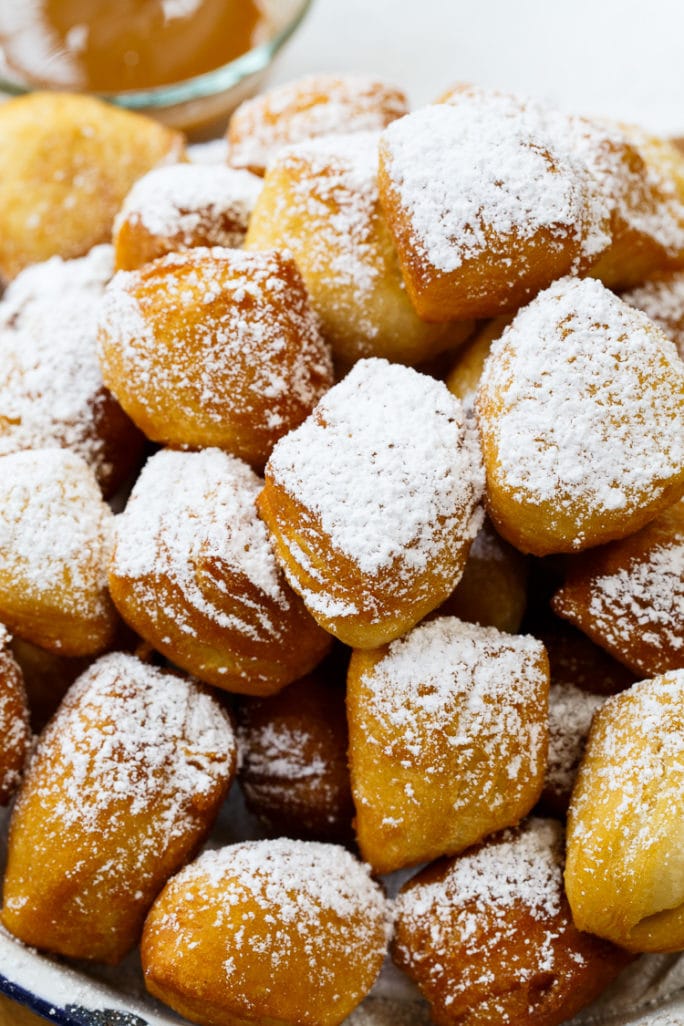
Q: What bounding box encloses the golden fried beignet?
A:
[141,839,390,1026]
[347,616,549,874]
[622,269,684,359]
[552,500,684,677]
[258,359,485,649]
[539,620,637,697]
[445,315,512,411]
[378,89,611,322]
[237,654,354,843]
[0,449,118,656]
[244,132,474,368]
[109,448,331,694]
[476,277,684,555]
[393,819,631,1026]
[565,670,684,952]
[227,73,408,176]
[0,92,183,281]
[0,626,30,806]
[436,519,527,633]
[1,652,236,964]
[0,245,144,495]
[113,163,263,271]
[98,247,333,467]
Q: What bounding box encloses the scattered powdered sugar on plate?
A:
[114,163,262,249]
[267,358,484,578]
[112,447,290,636]
[546,682,605,801]
[0,448,114,618]
[229,73,407,173]
[0,245,117,482]
[379,91,611,276]
[477,276,684,531]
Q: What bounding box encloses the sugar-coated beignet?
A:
[228,73,408,176]
[566,670,684,952]
[539,620,637,697]
[0,626,30,806]
[0,245,143,495]
[436,519,527,633]
[109,448,331,694]
[347,617,549,874]
[98,247,333,467]
[113,163,263,271]
[244,132,474,368]
[552,500,684,677]
[141,839,390,1026]
[393,819,631,1026]
[0,449,118,656]
[0,92,183,281]
[259,359,485,648]
[476,277,684,555]
[237,655,354,843]
[1,652,236,964]
[622,269,684,359]
[542,683,606,816]
[378,90,610,321]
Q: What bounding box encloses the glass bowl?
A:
[0,0,312,138]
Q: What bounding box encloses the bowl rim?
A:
[0,0,312,110]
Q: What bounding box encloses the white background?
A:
[272,0,684,136]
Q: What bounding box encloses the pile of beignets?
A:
[0,74,682,1026]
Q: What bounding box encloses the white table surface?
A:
[271,0,684,135]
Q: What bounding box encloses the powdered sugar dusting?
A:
[17,650,235,858]
[153,838,390,994]
[477,276,684,536]
[356,617,547,811]
[395,819,566,1000]
[380,92,610,276]
[0,448,114,619]
[0,628,29,803]
[0,246,117,482]
[114,163,262,249]
[622,271,684,359]
[229,73,407,173]
[98,247,332,441]
[267,358,484,577]
[112,448,291,638]
[546,682,605,801]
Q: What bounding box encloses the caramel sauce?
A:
[0,0,267,93]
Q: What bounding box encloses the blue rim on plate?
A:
[0,972,147,1025]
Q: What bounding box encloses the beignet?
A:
[542,682,606,817]
[109,448,331,694]
[347,616,549,873]
[113,163,263,271]
[476,277,684,554]
[258,358,484,648]
[0,626,30,806]
[552,499,684,677]
[0,92,183,281]
[98,247,333,467]
[141,839,390,1026]
[228,73,408,176]
[0,245,143,495]
[393,818,631,1026]
[565,669,684,952]
[622,269,684,359]
[0,448,118,656]
[378,89,610,321]
[1,652,236,964]
[244,131,474,368]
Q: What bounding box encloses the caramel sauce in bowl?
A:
[0,0,312,137]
